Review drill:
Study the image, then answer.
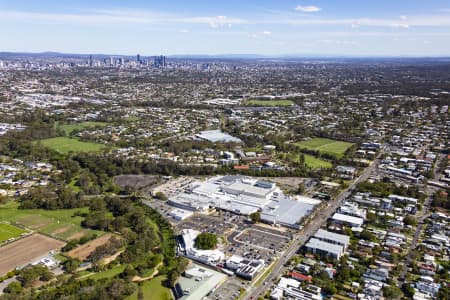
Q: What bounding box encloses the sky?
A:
[1,0,450,56]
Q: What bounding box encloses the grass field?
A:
[304,154,332,169]
[36,137,106,154]
[281,153,332,169]
[0,223,28,243]
[245,99,294,107]
[86,265,126,281]
[126,276,172,300]
[295,138,354,159]
[0,201,103,241]
[59,122,108,135]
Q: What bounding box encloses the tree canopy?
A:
[194,232,218,250]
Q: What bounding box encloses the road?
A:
[398,153,444,282]
[244,151,383,299]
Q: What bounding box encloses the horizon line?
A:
[1,50,450,59]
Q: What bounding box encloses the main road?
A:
[244,150,383,299]
[398,153,444,282]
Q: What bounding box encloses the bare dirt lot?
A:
[114,175,160,192]
[0,234,65,275]
[67,233,114,261]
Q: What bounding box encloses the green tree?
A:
[4,281,22,294]
[402,283,415,298]
[323,284,337,295]
[383,285,403,299]
[62,258,81,273]
[249,211,261,223]
[403,215,417,226]
[120,264,136,280]
[155,192,168,201]
[194,233,218,250]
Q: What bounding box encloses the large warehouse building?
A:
[168,175,320,228]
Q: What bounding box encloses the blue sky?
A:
[1,0,450,56]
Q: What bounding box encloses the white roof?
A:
[332,213,364,226]
[314,229,350,245]
[305,238,344,256]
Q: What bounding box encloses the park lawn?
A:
[295,138,354,159]
[304,154,333,169]
[36,137,107,154]
[0,223,28,242]
[126,276,172,300]
[59,122,108,135]
[245,99,294,107]
[87,265,126,281]
[69,177,81,192]
[0,201,103,241]
[281,153,332,169]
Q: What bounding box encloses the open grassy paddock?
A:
[59,122,108,135]
[245,99,294,107]
[36,137,107,154]
[0,223,28,243]
[295,138,354,159]
[126,276,172,300]
[80,265,127,281]
[281,153,332,169]
[0,201,103,241]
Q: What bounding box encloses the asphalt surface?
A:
[398,153,444,282]
[244,152,383,299]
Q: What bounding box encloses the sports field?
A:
[295,138,354,159]
[0,234,65,275]
[37,137,106,154]
[0,202,103,241]
[245,99,294,107]
[59,122,108,135]
[0,223,28,243]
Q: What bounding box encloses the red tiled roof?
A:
[289,271,312,283]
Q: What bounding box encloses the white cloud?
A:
[317,39,360,46]
[391,23,409,28]
[0,9,248,29]
[248,31,272,39]
[295,5,321,13]
[177,15,247,28]
[280,16,449,28]
[0,8,449,30]
[179,29,190,33]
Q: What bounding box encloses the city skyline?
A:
[1,0,450,56]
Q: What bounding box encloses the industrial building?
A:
[331,212,364,228]
[225,255,265,280]
[271,277,323,300]
[313,229,350,248]
[174,263,227,300]
[169,208,194,220]
[178,229,225,265]
[194,130,242,143]
[169,175,319,228]
[304,229,350,260]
